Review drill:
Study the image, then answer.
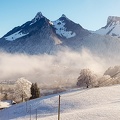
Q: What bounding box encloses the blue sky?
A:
[1,0,120,37]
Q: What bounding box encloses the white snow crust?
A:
[95,17,120,38]
[4,31,28,41]
[1,85,120,120]
[53,20,76,39]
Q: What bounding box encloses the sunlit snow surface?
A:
[1,85,120,120]
[4,31,28,41]
[53,20,76,39]
[95,21,120,38]
[0,100,11,109]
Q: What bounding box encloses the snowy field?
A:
[0,85,120,120]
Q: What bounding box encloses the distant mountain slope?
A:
[95,16,120,38]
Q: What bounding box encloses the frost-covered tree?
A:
[104,66,120,78]
[77,69,97,88]
[102,66,120,86]
[14,78,32,102]
[97,75,112,86]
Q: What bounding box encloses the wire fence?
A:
[1,71,120,120]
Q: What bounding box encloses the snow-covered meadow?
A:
[0,85,120,120]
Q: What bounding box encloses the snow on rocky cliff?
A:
[53,14,76,38]
[4,31,29,41]
[95,16,120,38]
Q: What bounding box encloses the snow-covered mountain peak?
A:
[3,12,48,41]
[32,12,44,23]
[53,17,76,39]
[94,16,120,38]
[107,16,120,25]
[59,14,69,21]
[35,12,43,18]
[61,14,67,18]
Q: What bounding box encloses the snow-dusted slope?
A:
[95,16,120,38]
[4,31,29,41]
[2,12,47,41]
[4,12,45,41]
[52,14,89,39]
[1,85,120,120]
[53,15,76,38]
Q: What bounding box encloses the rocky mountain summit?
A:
[95,16,120,38]
[0,13,120,57]
[0,12,90,54]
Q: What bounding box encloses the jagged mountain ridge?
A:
[95,16,120,38]
[0,12,90,54]
[3,12,51,41]
[0,12,120,57]
[2,12,89,41]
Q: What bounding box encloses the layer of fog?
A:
[0,48,119,89]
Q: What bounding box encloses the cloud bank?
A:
[0,48,119,88]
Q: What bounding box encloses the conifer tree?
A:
[30,83,40,99]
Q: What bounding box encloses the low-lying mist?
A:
[0,48,119,89]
